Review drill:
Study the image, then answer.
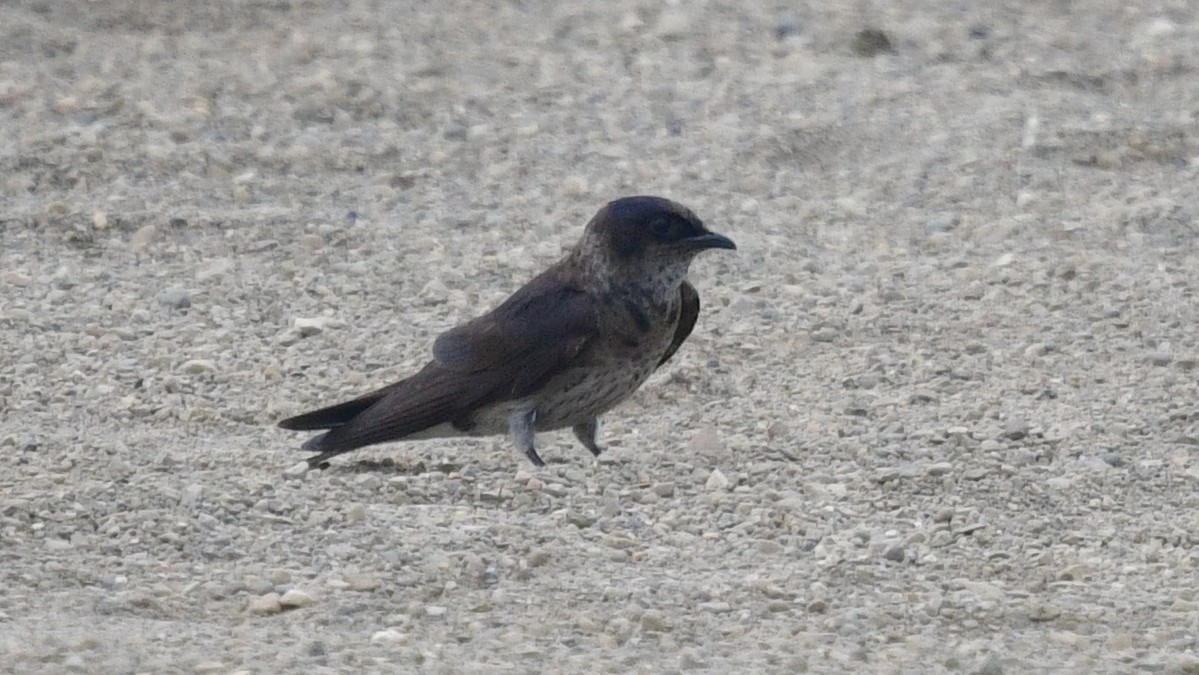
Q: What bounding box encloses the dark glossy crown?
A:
[596,196,707,258]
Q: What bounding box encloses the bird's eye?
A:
[649,219,675,239]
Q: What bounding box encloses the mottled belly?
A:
[460,293,680,435]
[532,363,657,430]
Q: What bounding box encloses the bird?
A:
[277,195,736,469]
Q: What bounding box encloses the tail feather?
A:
[300,432,330,451]
[278,363,487,467]
[277,394,382,431]
[279,389,390,468]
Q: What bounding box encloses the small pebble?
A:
[882,543,905,562]
[566,512,597,529]
[181,359,216,375]
[687,427,726,458]
[775,12,802,39]
[247,592,282,615]
[705,468,731,491]
[1170,653,1199,673]
[641,611,672,632]
[809,326,838,343]
[655,10,691,39]
[157,289,191,310]
[926,462,954,477]
[282,461,310,478]
[766,421,790,441]
[1027,601,1061,622]
[294,316,340,337]
[371,629,407,644]
[130,224,157,249]
[346,504,367,522]
[851,28,894,57]
[279,589,314,608]
[560,175,589,196]
[344,574,380,591]
[975,653,1004,675]
[1002,418,1030,440]
[1058,564,1090,581]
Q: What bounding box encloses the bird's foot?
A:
[572,420,603,457]
[510,408,546,467]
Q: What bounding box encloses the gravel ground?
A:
[3,1,1199,673]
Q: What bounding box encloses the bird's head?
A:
[578,196,736,288]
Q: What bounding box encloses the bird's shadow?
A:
[319,454,619,478]
[322,458,461,476]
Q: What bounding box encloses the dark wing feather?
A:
[277,389,388,431]
[290,363,496,452]
[432,272,597,398]
[656,281,700,368]
[279,266,599,460]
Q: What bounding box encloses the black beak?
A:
[683,231,737,251]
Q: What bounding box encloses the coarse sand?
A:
[2,1,1198,673]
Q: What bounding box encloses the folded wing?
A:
[279,270,599,457]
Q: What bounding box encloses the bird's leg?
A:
[509,408,545,467]
[572,419,603,457]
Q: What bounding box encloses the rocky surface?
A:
[2,1,1198,673]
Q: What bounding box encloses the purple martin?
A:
[278,196,736,468]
